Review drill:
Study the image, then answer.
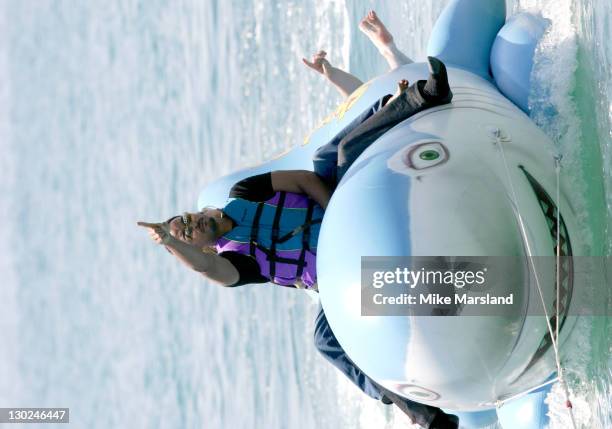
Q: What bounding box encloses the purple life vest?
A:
[215,192,324,289]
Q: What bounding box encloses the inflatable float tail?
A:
[490,13,550,113]
[427,0,506,81]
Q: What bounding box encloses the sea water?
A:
[0,0,609,428]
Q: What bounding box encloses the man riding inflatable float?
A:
[138,12,458,429]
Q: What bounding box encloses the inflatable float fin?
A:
[197,168,258,210]
[427,0,506,81]
[496,382,552,429]
[197,143,323,209]
[490,12,550,113]
[197,155,302,209]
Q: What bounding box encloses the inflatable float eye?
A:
[406,142,449,170]
[398,384,441,401]
[419,149,441,161]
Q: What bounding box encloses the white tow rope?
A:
[494,130,577,428]
[553,155,578,429]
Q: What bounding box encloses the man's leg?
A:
[313,93,392,186]
[374,385,459,429]
[336,56,452,181]
[359,10,413,69]
[313,306,383,400]
[313,306,449,428]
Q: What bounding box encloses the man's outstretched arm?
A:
[137,221,240,286]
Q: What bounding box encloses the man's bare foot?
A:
[302,50,332,77]
[359,10,412,69]
[359,10,394,52]
[387,79,409,105]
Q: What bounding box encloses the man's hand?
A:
[137,221,173,245]
[138,219,238,284]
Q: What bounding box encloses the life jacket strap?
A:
[253,242,309,267]
[295,200,315,278]
[249,202,264,257]
[268,192,286,279]
[276,218,323,243]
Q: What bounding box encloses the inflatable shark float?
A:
[198,0,583,427]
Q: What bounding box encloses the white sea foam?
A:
[515,1,611,428]
[524,0,592,247]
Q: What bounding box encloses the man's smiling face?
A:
[168,208,223,247]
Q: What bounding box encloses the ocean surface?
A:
[0,0,610,428]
